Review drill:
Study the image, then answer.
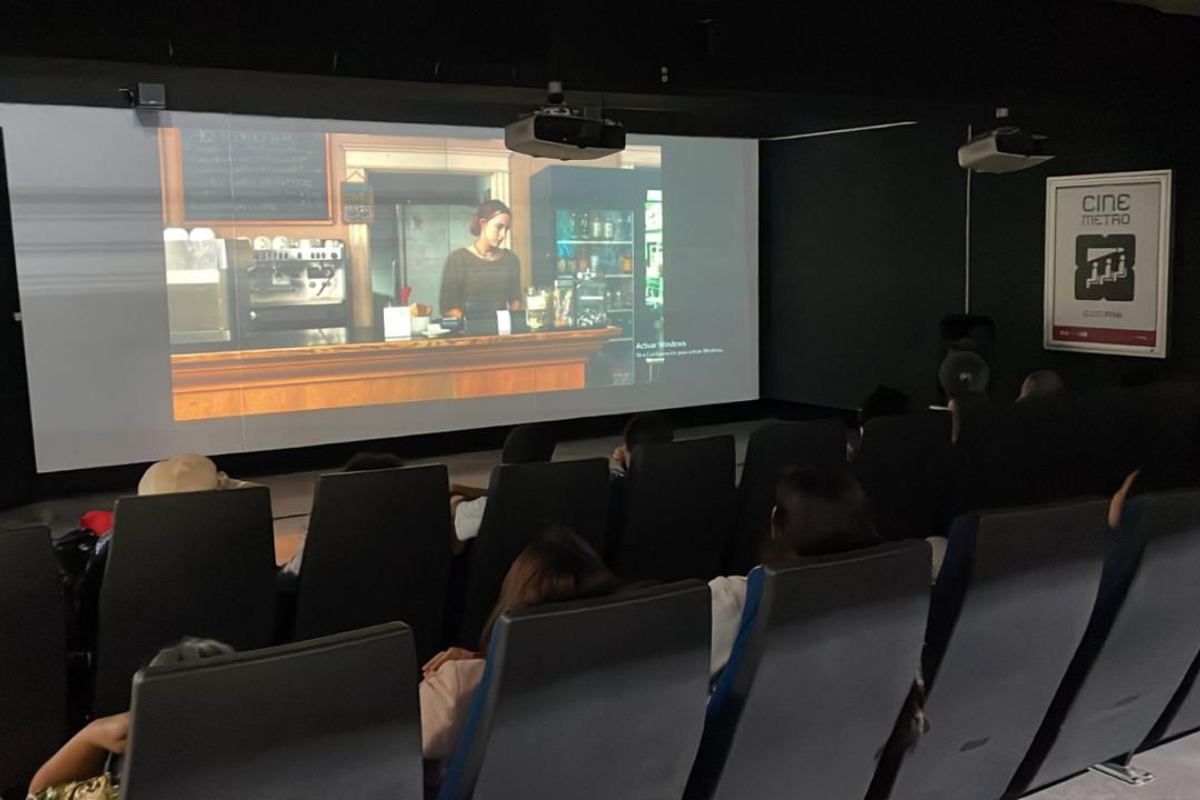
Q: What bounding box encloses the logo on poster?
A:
[1075,233,1135,302]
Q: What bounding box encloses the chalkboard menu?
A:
[180,129,330,222]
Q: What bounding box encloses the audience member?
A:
[27,638,234,800]
[450,412,675,548]
[419,528,618,766]
[708,465,881,676]
[860,385,914,428]
[850,385,913,459]
[1017,370,1066,402]
[136,454,254,496]
[72,456,254,653]
[608,411,676,477]
[280,451,406,576]
[1108,464,1199,529]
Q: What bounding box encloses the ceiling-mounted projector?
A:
[958,108,1054,173]
[506,81,625,161]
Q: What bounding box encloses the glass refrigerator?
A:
[531,166,662,386]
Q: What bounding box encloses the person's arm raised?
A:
[28,713,130,795]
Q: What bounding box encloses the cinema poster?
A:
[1044,170,1172,358]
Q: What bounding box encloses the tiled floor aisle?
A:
[1026,734,1200,800]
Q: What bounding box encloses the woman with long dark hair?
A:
[709,464,881,676]
[419,528,617,763]
[439,199,523,319]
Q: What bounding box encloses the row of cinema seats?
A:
[54,379,1200,721]
[7,489,1200,799]
[0,416,842,780]
[855,380,1200,542]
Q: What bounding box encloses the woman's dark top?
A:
[439,248,522,316]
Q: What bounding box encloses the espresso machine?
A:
[236,239,350,332]
[165,234,249,346]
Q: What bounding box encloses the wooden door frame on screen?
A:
[336,135,528,291]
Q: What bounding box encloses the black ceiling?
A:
[2,0,1197,108]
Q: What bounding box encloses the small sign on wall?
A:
[341,182,375,224]
[1044,169,1172,358]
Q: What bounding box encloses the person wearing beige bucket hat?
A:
[136,453,253,496]
[68,455,255,659]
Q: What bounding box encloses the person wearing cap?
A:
[134,453,254,495]
[72,455,254,654]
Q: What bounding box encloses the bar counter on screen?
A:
[169,326,622,421]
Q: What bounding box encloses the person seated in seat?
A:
[450,412,675,550]
[708,464,882,677]
[91,453,255,560]
[73,455,254,654]
[27,638,234,800]
[850,385,914,460]
[419,528,618,766]
[607,411,675,478]
[1017,369,1065,402]
[279,451,406,576]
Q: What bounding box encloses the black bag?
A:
[54,527,99,578]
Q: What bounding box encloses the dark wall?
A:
[969,106,1200,398]
[0,131,37,508]
[763,103,1200,410]
[761,119,969,410]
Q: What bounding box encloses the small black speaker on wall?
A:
[937,314,995,403]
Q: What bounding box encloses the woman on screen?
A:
[439,199,523,319]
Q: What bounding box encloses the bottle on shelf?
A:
[603,213,615,240]
[565,212,577,241]
[576,211,588,240]
[590,212,604,241]
[525,286,549,331]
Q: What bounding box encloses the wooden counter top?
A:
[171,327,622,421]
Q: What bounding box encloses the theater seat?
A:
[120,622,422,800]
[439,581,710,800]
[686,541,930,800]
[882,500,1110,800]
[1016,395,1119,504]
[852,413,952,541]
[1151,655,1200,745]
[456,458,610,648]
[1011,489,1200,793]
[946,409,1037,524]
[0,525,66,799]
[726,419,847,574]
[292,464,452,664]
[500,423,557,464]
[612,436,736,583]
[92,487,277,716]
